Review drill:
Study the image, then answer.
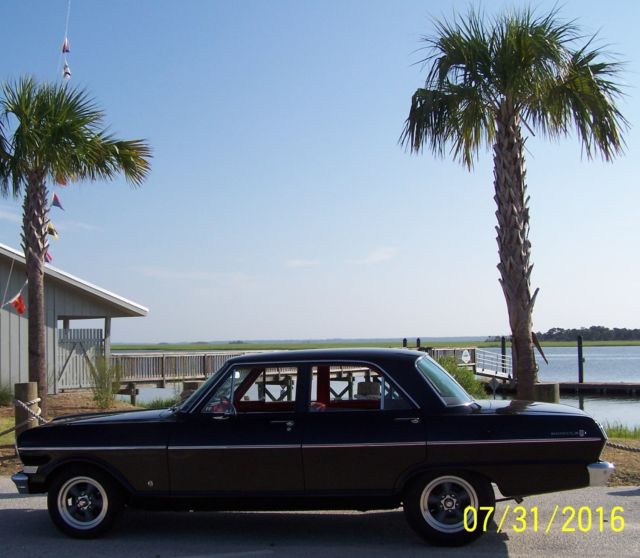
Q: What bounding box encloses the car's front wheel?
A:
[47,466,124,538]
[403,471,495,546]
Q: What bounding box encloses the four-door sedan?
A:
[12,348,614,545]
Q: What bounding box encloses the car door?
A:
[168,364,304,494]
[301,362,426,493]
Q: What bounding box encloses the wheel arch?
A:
[41,457,134,498]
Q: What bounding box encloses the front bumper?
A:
[587,461,615,486]
[12,472,31,494]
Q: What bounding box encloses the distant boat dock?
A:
[107,347,640,399]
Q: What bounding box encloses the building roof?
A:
[0,242,148,318]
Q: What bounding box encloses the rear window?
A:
[416,355,474,406]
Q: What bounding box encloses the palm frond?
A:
[0,77,152,193]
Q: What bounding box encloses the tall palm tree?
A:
[400,7,626,400]
[0,77,151,414]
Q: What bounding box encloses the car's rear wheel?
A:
[403,471,494,546]
[47,466,124,538]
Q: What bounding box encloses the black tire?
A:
[47,466,124,538]
[403,471,495,546]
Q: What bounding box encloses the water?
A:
[486,345,640,427]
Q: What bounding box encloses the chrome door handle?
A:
[270,420,295,431]
[394,417,420,424]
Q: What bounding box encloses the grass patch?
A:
[137,397,181,410]
[604,422,640,439]
[0,417,15,445]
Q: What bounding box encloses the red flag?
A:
[9,292,26,315]
[44,250,53,263]
[52,193,64,210]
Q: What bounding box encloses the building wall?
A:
[1,257,118,392]
[0,258,29,388]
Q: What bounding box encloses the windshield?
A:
[172,366,229,412]
[416,355,474,406]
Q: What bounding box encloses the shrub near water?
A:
[89,357,123,409]
[436,357,488,399]
[0,384,13,406]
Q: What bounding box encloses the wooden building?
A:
[0,242,147,393]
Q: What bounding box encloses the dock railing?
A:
[111,351,250,386]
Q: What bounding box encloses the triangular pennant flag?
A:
[62,37,70,53]
[47,222,59,240]
[9,292,26,315]
[51,193,64,210]
[44,250,53,263]
[63,62,71,80]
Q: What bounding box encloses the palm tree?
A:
[0,77,151,414]
[400,7,626,400]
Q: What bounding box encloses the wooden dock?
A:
[557,382,640,396]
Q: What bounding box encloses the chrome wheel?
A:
[419,475,478,533]
[48,467,123,538]
[403,471,494,546]
[57,476,109,530]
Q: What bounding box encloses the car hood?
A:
[474,399,589,416]
[50,408,173,425]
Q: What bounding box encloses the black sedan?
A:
[12,348,613,545]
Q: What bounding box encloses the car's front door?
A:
[168,364,303,494]
[301,362,426,492]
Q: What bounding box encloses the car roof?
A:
[224,347,426,365]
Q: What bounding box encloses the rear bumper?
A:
[587,461,615,486]
[11,472,31,494]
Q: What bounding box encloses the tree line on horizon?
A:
[536,326,640,342]
[488,326,640,342]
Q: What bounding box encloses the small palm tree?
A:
[0,77,151,414]
[400,7,626,400]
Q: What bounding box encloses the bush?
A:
[89,357,122,410]
[436,357,488,399]
[0,383,13,406]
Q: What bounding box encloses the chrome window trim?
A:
[188,357,420,414]
[415,355,475,408]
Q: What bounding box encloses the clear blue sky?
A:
[1,0,638,343]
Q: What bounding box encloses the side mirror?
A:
[213,405,237,421]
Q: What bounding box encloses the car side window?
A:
[202,366,298,413]
[309,364,412,411]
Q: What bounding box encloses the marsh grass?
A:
[604,422,640,439]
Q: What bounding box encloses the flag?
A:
[63,62,71,80]
[9,292,26,315]
[62,37,70,53]
[44,250,53,263]
[47,222,59,240]
[52,193,64,210]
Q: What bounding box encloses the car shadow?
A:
[0,508,511,556]
[608,487,640,497]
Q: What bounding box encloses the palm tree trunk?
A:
[22,174,49,416]
[493,102,537,400]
